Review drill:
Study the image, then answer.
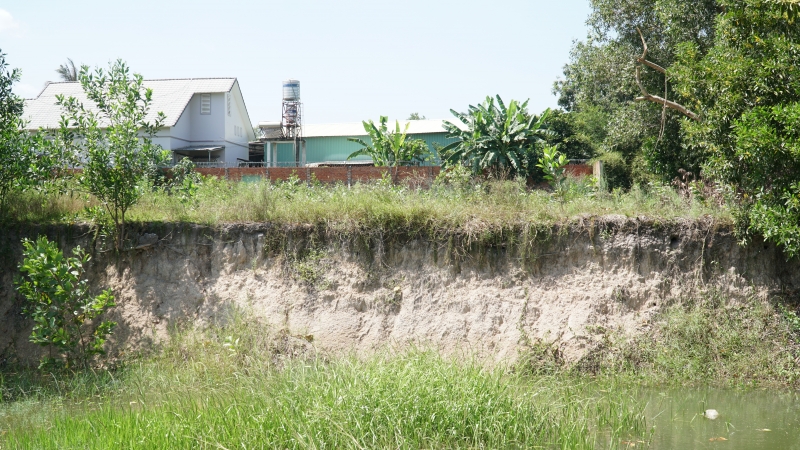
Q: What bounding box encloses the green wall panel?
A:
[302,132,455,164]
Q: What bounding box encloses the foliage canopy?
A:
[56,60,170,250]
[441,96,553,179]
[347,116,430,166]
[672,0,800,256]
[0,50,36,215]
[15,236,116,370]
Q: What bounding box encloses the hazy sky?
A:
[2,0,591,125]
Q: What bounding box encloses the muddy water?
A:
[642,387,800,449]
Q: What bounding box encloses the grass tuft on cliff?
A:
[568,293,800,387]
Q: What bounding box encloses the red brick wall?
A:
[350,167,388,184]
[193,164,588,187]
[267,167,308,183]
[565,164,593,177]
[310,167,348,184]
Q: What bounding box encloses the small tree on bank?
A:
[57,60,169,250]
[0,49,36,216]
[15,236,116,370]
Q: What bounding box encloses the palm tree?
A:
[56,58,78,82]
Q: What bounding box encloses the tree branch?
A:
[634,27,699,121]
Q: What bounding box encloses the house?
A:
[250,119,462,166]
[22,78,255,165]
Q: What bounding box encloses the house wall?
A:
[187,93,225,141]
[168,107,193,148]
[160,92,252,164]
[222,84,252,164]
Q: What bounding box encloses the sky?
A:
[1,0,592,126]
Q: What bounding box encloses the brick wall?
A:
[194,164,588,187]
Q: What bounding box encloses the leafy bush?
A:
[537,146,569,198]
[15,236,116,370]
[347,116,430,166]
[671,0,800,257]
[442,96,553,179]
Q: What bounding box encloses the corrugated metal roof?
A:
[22,78,236,130]
[303,119,465,138]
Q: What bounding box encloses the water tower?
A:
[281,79,302,139]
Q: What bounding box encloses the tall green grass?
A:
[573,294,800,387]
[1,316,650,449]
[6,177,728,235]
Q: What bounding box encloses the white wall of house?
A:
[121,90,253,165]
[222,84,253,164]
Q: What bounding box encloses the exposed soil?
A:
[1,217,798,365]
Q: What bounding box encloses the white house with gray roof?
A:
[23,78,255,165]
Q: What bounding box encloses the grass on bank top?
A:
[0,314,650,450]
[7,175,729,236]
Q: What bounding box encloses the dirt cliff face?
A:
[1,217,798,365]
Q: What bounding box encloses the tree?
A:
[56,58,78,82]
[407,112,426,120]
[15,236,116,370]
[0,49,36,216]
[347,116,431,166]
[441,96,553,179]
[671,0,800,256]
[537,146,569,200]
[56,60,169,250]
[553,0,721,181]
[539,108,603,160]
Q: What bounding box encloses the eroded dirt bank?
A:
[1,217,798,365]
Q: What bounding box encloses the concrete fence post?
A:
[593,160,604,180]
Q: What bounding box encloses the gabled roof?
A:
[22,78,237,130]
[302,119,465,138]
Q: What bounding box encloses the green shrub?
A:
[15,236,116,370]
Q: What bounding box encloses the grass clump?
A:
[575,293,800,387]
[0,313,650,449]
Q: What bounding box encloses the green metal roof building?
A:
[253,120,461,166]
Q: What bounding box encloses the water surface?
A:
[642,387,800,449]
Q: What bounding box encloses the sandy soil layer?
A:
[1,217,797,365]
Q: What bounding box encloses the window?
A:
[200,94,211,115]
[227,93,231,117]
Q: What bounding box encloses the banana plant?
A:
[347,116,430,167]
[441,95,553,179]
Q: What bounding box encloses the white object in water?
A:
[703,409,720,420]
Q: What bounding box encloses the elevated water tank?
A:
[282,79,300,101]
[258,121,282,130]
